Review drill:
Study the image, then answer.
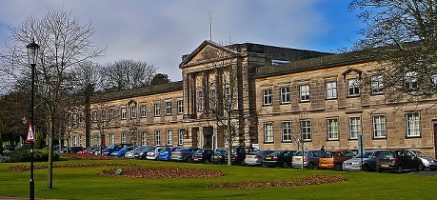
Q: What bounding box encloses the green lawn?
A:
[0,159,435,199]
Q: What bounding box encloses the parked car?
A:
[77,147,95,155]
[292,150,324,169]
[319,150,356,170]
[192,149,214,163]
[212,149,227,164]
[231,147,257,165]
[111,145,134,157]
[342,151,375,171]
[262,150,295,168]
[171,147,197,162]
[125,146,146,159]
[135,146,155,159]
[146,147,165,160]
[102,144,122,156]
[158,147,178,161]
[69,147,83,154]
[412,150,437,171]
[375,149,423,173]
[244,150,274,166]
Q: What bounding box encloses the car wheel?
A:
[335,163,342,171]
[204,159,210,164]
[185,157,192,162]
[417,163,424,171]
[308,163,314,169]
[362,164,369,171]
[262,163,267,167]
[282,162,289,168]
[395,165,403,173]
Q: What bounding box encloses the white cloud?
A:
[0,0,332,81]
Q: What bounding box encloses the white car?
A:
[146,147,165,160]
[244,150,273,166]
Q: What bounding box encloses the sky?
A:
[0,0,365,81]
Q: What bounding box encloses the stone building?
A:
[69,40,437,158]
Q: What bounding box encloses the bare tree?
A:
[102,59,156,91]
[350,0,437,101]
[0,8,103,189]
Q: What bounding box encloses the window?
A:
[130,105,136,119]
[178,129,185,146]
[281,122,292,142]
[92,111,97,121]
[348,79,360,97]
[141,131,147,146]
[263,89,273,105]
[327,118,339,140]
[107,109,115,121]
[432,74,437,86]
[300,120,312,140]
[177,100,184,114]
[209,89,216,110]
[154,130,161,146]
[165,102,172,116]
[280,87,290,103]
[371,75,384,95]
[197,91,204,112]
[406,113,420,137]
[121,132,127,143]
[140,106,147,117]
[349,117,361,139]
[405,71,418,90]
[154,103,160,116]
[110,133,115,145]
[326,81,337,99]
[372,115,386,138]
[101,110,107,121]
[264,123,273,143]
[299,85,310,101]
[167,130,173,145]
[120,108,127,120]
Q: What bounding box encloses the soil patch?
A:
[99,166,224,179]
[216,175,346,189]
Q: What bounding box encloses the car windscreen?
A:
[270,151,283,156]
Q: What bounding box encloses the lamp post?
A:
[27,38,39,200]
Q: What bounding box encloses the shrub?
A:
[6,148,59,162]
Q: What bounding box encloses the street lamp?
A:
[26,38,39,200]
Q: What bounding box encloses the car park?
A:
[342,151,375,171]
[192,149,214,163]
[244,150,273,166]
[231,147,256,165]
[262,150,295,168]
[69,147,84,154]
[375,149,423,173]
[171,147,197,162]
[412,150,437,171]
[292,150,324,169]
[125,146,146,159]
[319,150,356,170]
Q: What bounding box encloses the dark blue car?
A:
[102,144,122,156]
[158,147,178,161]
[110,146,133,157]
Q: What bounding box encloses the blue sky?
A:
[0,0,364,81]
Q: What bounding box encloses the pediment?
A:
[180,40,237,68]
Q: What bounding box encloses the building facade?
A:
[69,40,437,158]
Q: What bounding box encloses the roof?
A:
[254,50,374,78]
[91,81,183,103]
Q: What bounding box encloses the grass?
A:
[0,159,436,199]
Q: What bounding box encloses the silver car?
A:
[342,151,375,171]
[413,150,437,171]
[244,150,273,166]
[292,150,324,169]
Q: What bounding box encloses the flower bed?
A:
[99,166,224,179]
[9,162,137,172]
[216,175,346,189]
[60,153,122,160]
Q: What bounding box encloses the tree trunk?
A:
[47,108,54,189]
[0,133,3,156]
